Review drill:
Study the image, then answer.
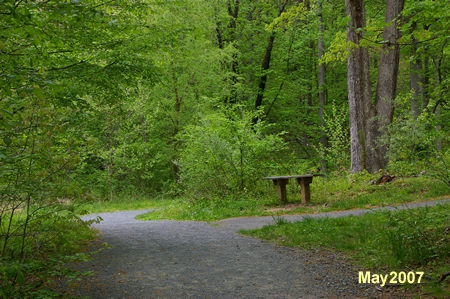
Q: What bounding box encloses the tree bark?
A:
[345,0,404,173]
[422,50,430,110]
[317,0,328,172]
[108,145,114,201]
[410,22,423,118]
[171,65,182,181]
[220,0,240,104]
[370,0,405,171]
[345,0,371,173]
[254,0,288,113]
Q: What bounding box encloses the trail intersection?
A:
[68,199,448,298]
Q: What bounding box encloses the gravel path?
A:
[67,199,449,298]
[215,198,450,231]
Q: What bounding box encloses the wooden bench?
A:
[262,175,316,204]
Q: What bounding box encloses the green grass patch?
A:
[76,196,173,214]
[137,174,449,221]
[241,203,450,297]
[136,195,278,221]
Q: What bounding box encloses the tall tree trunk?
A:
[410,54,423,117]
[107,114,119,201]
[254,0,288,114]
[317,0,328,172]
[422,50,430,110]
[410,22,423,118]
[306,40,314,113]
[228,0,240,104]
[436,105,442,151]
[171,65,182,181]
[265,27,296,118]
[108,145,114,201]
[370,0,405,172]
[433,54,445,152]
[255,34,276,111]
[345,0,371,173]
[345,0,404,173]
[139,85,147,142]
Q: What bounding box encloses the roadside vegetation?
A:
[0,206,98,297]
[78,196,172,214]
[241,203,450,297]
[136,174,448,221]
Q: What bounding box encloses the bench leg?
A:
[296,177,312,204]
[274,179,288,204]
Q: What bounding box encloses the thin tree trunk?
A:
[410,22,423,117]
[212,1,241,104]
[306,40,314,113]
[317,0,328,172]
[422,50,430,110]
[139,87,147,142]
[255,34,276,111]
[108,144,114,201]
[410,55,423,117]
[265,27,296,118]
[171,65,182,181]
[254,0,288,114]
[436,105,442,151]
[433,52,445,151]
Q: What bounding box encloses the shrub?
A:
[317,100,350,172]
[178,110,287,198]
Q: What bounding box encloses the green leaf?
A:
[3,136,12,146]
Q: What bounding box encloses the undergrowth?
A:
[136,174,449,221]
[0,206,99,298]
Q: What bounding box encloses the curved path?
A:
[68,199,448,298]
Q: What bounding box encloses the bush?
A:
[178,110,287,198]
[385,110,448,177]
[386,112,438,163]
[317,100,350,172]
[0,205,98,298]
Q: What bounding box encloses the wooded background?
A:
[0,0,448,269]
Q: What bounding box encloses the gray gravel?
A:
[65,200,449,298]
[215,198,450,231]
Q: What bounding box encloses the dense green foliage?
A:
[1,0,448,295]
[0,210,97,297]
[179,110,286,197]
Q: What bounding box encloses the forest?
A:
[0,0,448,297]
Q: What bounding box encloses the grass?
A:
[241,203,450,297]
[135,195,277,221]
[76,196,173,214]
[136,174,449,221]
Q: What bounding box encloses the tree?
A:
[345,0,405,173]
[254,0,289,114]
[317,0,328,172]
